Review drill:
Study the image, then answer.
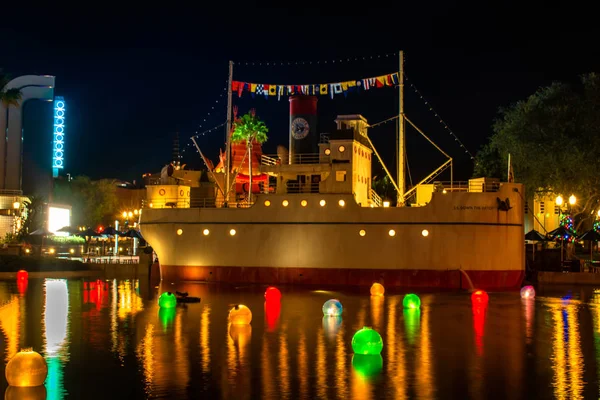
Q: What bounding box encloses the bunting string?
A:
[232,71,399,100]
[236,52,399,66]
[404,73,474,160]
[193,82,228,133]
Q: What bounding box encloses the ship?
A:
[140,53,524,290]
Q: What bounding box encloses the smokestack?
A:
[289,96,317,164]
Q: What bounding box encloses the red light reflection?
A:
[83,279,109,311]
[264,300,281,332]
[472,300,487,356]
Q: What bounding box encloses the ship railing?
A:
[432,181,469,193]
[143,197,190,209]
[261,153,324,165]
[285,182,320,194]
[369,189,383,207]
[320,133,330,143]
[261,154,279,166]
[190,198,218,208]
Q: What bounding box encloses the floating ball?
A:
[352,354,383,378]
[158,292,177,308]
[322,299,343,317]
[5,349,48,387]
[471,290,489,305]
[520,285,536,299]
[229,304,252,325]
[4,385,47,400]
[351,327,383,355]
[16,270,28,281]
[370,283,385,296]
[403,293,421,309]
[265,286,281,302]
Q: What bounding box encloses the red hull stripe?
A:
[160,265,524,290]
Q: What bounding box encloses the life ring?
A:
[159,189,166,196]
[180,189,184,196]
[187,191,190,197]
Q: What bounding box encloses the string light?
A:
[404,73,474,160]
[181,122,227,154]
[236,52,398,67]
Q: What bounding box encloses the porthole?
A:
[301,200,307,207]
[176,229,183,236]
[338,199,345,207]
[339,145,346,153]
[388,229,396,237]
[203,229,210,236]
[422,229,429,237]
[324,148,331,155]
[282,200,289,207]
[320,200,326,207]
[229,229,236,236]
[264,200,271,207]
[359,229,366,237]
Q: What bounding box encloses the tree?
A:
[0,70,22,107]
[53,176,119,228]
[16,196,45,241]
[230,109,269,144]
[475,73,600,230]
[372,175,396,206]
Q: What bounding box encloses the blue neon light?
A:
[52,97,65,174]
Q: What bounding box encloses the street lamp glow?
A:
[134,209,138,215]
[555,196,563,206]
[12,201,20,210]
[122,211,127,218]
[128,211,133,218]
[569,195,576,205]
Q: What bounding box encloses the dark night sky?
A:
[1,5,598,195]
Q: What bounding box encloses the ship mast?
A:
[397,50,405,206]
[224,60,234,206]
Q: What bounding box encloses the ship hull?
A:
[159,265,524,290]
[141,184,525,290]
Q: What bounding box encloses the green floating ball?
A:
[403,293,421,309]
[351,327,383,355]
[352,354,383,378]
[158,292,177,308]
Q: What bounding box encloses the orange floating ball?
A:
[228,304,253,325]
[370,283,385,296]
[5,349,48,387]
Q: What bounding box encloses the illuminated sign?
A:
[47,204,71,236]
[52,97,66,177]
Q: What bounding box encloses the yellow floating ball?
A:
[228,304,252,325]
[5,349,48,387]
[370,283,385,296]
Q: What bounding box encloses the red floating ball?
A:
[16,270,28,282]
[264,286,281,302]
[471,290,489,305]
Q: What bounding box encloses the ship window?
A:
[359,229,366,237]
[320,200,326,207]
[421,229,429,237]
[229,229,236,236]
[336,171,346,182]
[301,200,307,207]
[282,200,289,207]
[539,201,545,213]
[388,229,396,237]
[203,229,210,236]
[264,200,271,207]
[324,148,331,155]
[339,199,345,207]
[176,229,183,236]
[339,145,345,153]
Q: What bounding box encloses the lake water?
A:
[0,278,599,399]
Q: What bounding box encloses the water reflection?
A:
[323,316,342,340]
[0,295,20,362]
[523,297,535,345]
[279,323,290,399]
[404,308,420,345]
[225,324,252,399]
[417,302,434,399]
[386,296,406,399]
[265,300,281,332]
[472,297,487,356]
[43,279,70,400]
[200,305,210,374]
[550,300,585,399]
[297,330,308,399]
[370,295,383,332]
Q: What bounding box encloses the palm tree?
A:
[231,109,269,144]
[0,70,22,107]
